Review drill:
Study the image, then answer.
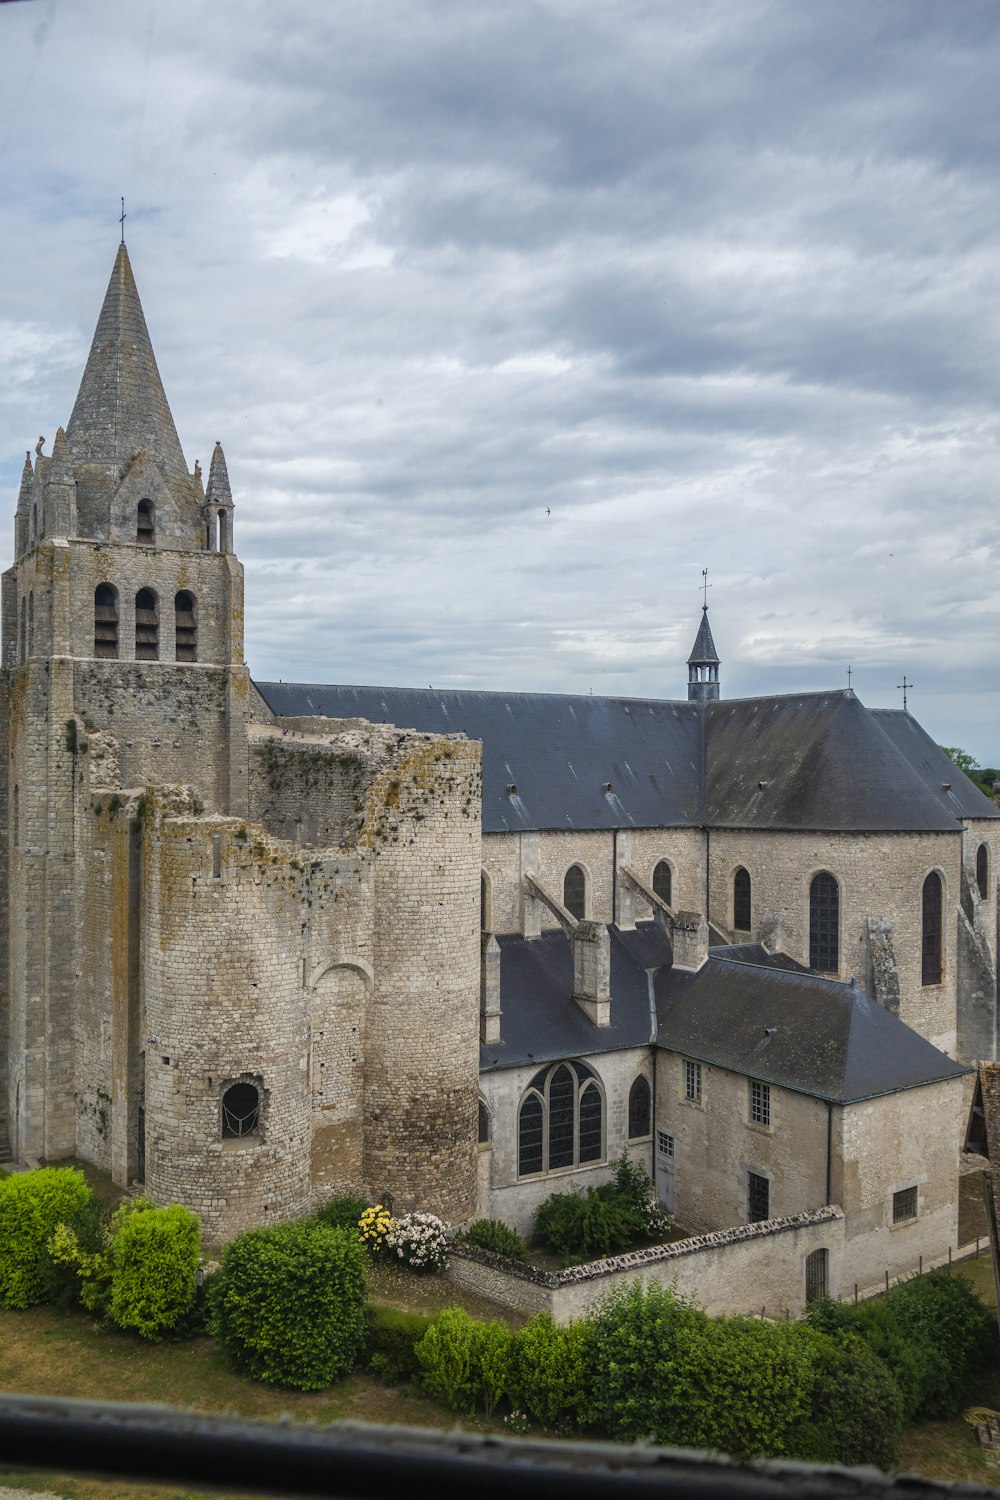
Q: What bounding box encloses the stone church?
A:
[1,245,995,1270]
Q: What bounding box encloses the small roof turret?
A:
[687,605,721,703]
[16,451,33,507]
[205,440,235,554]
[205,441,233,508]
[688,606,720,667]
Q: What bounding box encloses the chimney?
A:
[480,934,502,1044]
[573,921,611,1025]
[671,910,709,971]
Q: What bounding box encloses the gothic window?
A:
[733,867,751,931]
[563,864,586,920]
[652,860,672,906]
[748,1170,769,1223]
[174,591,197,662]
[628,1074,651,1139]
[135,588,159,661]
[922,871,943,986]
[977,844,989,902]
[94,584,118,659]
[478,1099,491,1145]
[18,604,25,663]
[221,1081,261,1139]
[809,871,839,973]
[27,592,33,656]
[517,1060,604,1177]
[137,499,155,545]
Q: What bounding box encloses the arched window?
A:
[480,871,493,932]
[652,860,672,906]
[809,872,839,973]
[478,1099,491,1145]
[628,1074,651,1139]
[31,504,37,542]
[922,871,943,986]
[135,588,159,661]
[27,592,34,657]
[18,605,25,663]
[563,864,586,920]
[977,844,990,902]
[136,499,155,545]
[218,509,229,554]
[174,591,197,662]
[221,1081,261,1139]
[94,584,118,659]
[733,867,751,931]
[517,1060,604,1177]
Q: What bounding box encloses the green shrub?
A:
[455,1219,528,1262]
[315,1195,370,1235]
[0,1167,96,1308]
[415,1307,514,1417]
[209,1221,367,1390]
[48,1195,157,1317]
[510,1313,590,1431]
[533,1188,633,1263]
[365,1305,435,1382]
[788,1336,903,1470]
[109,1204,200,1340]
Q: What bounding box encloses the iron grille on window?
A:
[893,1185,918,1223]
[809,871,839,972]
[921,872,943,985]
[627,1075,651,1138]
[517,1059,603,1177]
[805,1247,828,1302]
[749,1079,770,1127]
[977,844,989,902]
[563,865,586,920]
[733,867,751,931]
[652,860,672,906]
[748,1171,769,1223]
[684,1059,702,1103]
[221,1082,260,1138]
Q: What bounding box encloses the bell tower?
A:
[687,605,721,703]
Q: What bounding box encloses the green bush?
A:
[48,1195,157,1317]
[209,1221,367,1390]
[314,1195,370,1235]
[109,1204,200,1340]
[365,1304,435,1382]
[510,1313,590,1431]
[0,1167,96,1308]
[455,1219,528,1262]
[533,1188,633,1263]
[415,1307,514,1417]
[788,1336,903,1470]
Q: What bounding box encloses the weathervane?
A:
[897,675,913,712]
[119,196,126,245]
[701,568,712,609]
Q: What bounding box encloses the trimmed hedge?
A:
[0,1167,96,1309]
[509,1313,590,1432]
[109,1204,200,1340]
[415,1307,514,1417]
[209,1220,367,1390]
[454,1219,528,1262]
[365,1305,435,1382]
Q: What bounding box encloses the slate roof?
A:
[654,951,969,1103]
[688,606,720,665]
[255,679,996,834]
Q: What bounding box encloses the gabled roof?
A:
[869,708,1000,822]
[66,244,191,505]
[687,606,720,665]
[654,951,968,1103]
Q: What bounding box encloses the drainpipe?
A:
[825,1101,833,1205]
[705,827,711,933]
[612,829,618,927]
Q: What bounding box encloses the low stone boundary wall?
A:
[445,1206,845,1322]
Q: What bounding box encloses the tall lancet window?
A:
[137,499,155,545]
[174,591,197,662]
[809,872,839,973]
[94,584,119,659]
[135,588,159,661]
[922,872,943,986]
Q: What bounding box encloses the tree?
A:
[941,746,979,776]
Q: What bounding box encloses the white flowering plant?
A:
[385,1211,448,1273]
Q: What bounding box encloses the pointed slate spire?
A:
[66,244,189,493]
[205,440,234,553]
[205,441,233,507]
[17,451,33,505]
[687,606,721,703]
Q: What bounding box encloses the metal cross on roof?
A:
[847,665,852,689]
[897,675,913,711]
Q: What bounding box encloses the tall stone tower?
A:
[0,243,250,1165]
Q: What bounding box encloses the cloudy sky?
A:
[2,1,999,759]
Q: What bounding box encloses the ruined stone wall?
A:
[247,725,370,846]
[707,828,963,1053]
[655,1052,829,1234]
[478,1047,653,1235]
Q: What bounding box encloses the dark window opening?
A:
[27,592,34,656]
[517,1059,603,1177]
[174,590,197,662]
[748,1171,769,1223]
[480,872,491,932]
[893,1185,918,1224]
[135,588,159,661]
[94,583,119,659]
[628,1074,651,1139]
[809,871,839,972]
[221,1081,260,1139]
[733,867,751,931]
[137,499,155,545]
[977,843,989,902]
[805,1247,828,1302]
[563,864,586,920]
[652,860,672,906]
[547,1064,575,1170]
[478,1100,490,1145]
[517,1092,543,1176]
[922,871,943,985]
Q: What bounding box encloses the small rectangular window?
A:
[656,1129,674,1159]
[749,1079,771,1127]
[748,1171,769,1222]
[684,1058,702,1103]
[893,1185,918,1224]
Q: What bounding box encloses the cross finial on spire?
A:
[847,665,852,689]
[701,567,711,610]
[119,197,126,245]
[897,675,913,711]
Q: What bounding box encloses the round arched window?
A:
[222,1081,260,1138]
